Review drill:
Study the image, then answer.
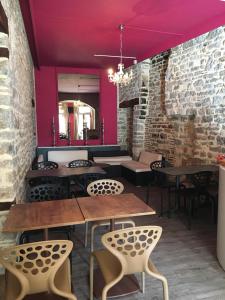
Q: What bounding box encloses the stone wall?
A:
[0,0,36,247]
[165,27,225,164]
[144,51,175,161]
[118,26,225,165]
[118,60,150,158]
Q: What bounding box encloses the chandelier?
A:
[108,24,133,86]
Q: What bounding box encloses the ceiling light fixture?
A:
[108,24,133,86]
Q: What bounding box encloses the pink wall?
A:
[35,66,117,146]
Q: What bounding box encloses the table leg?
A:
[176,175,181,210]
[43,228,49,240]
[168,175,180,217]
[110,219,115,231]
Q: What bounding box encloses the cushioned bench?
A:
[121,151,162,186]
[47,150,88,166]
[93,156,132,165]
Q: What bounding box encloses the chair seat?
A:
[93,250,121,284]
[93,250,163,284]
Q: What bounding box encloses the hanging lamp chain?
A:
[107,23,133,86]
[119,24,124,65]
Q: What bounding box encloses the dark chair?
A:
[146,160,175,216]
[73,173,106,197]
[68,160,93,196]
[182,171,214,229]
[28,176,70,199]
[20,183,72,245]
[32,161,58,170]
[68,159,93,168]
[28,183,67,202]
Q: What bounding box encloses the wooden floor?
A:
[1,178,225,300]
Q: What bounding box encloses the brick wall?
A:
[118,26,225,165]
[0,0,36,247]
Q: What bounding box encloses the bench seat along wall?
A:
[118,26,225,166]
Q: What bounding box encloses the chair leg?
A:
[161,277,169,300]
[160,189,164,217]
[167,190,171,218]
[85,222,88,248]
[208,194,217,224]
[102,287,109,300]
[146,183,150,204]
[91,224,98,252]
[188,197,193,230]
[141,272,145,294]
[90,255,94,300]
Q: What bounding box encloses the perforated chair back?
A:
[150,160,171,185]
[28,183,67,202]
[87,179,124,196]
[68,159,92,168]
[150,160,171,170]
[28,176,63,187]
[32,161,58,170]
[0,240,74,298]
[188,171,212,188]
[76,173,106,194]
[102,226,162,275]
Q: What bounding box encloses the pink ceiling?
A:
[20,0,225,69]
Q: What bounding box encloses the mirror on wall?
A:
[58,73,100,141]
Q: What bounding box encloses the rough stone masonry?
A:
[118,26,225,166]
[0,0,36,249]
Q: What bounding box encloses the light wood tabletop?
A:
[26,166,106,180]
[2,199,85,233]
[77,193,155,222]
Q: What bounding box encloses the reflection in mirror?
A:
[58,73,100,141]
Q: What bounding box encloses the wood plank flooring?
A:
[1,178,225,300]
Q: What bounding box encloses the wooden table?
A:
[2,199,85,240]
[77,193,155,298]
[156,164,219,216]
[26,166,106,179]
[156,164,218,188]
[77,192,155,229]
[3,194,155,298]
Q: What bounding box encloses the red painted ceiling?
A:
[20,0,225,69]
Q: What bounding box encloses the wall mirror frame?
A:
[57,71,101,145]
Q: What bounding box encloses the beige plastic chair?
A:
[0,240,77,300]
[90,226,169,300]
[86,179,135,251]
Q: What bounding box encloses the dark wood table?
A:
[2,199,85,240]
[77,193,155,298]
[156,164,219,188]
[156,164,219,217]
[26,166,106,179]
